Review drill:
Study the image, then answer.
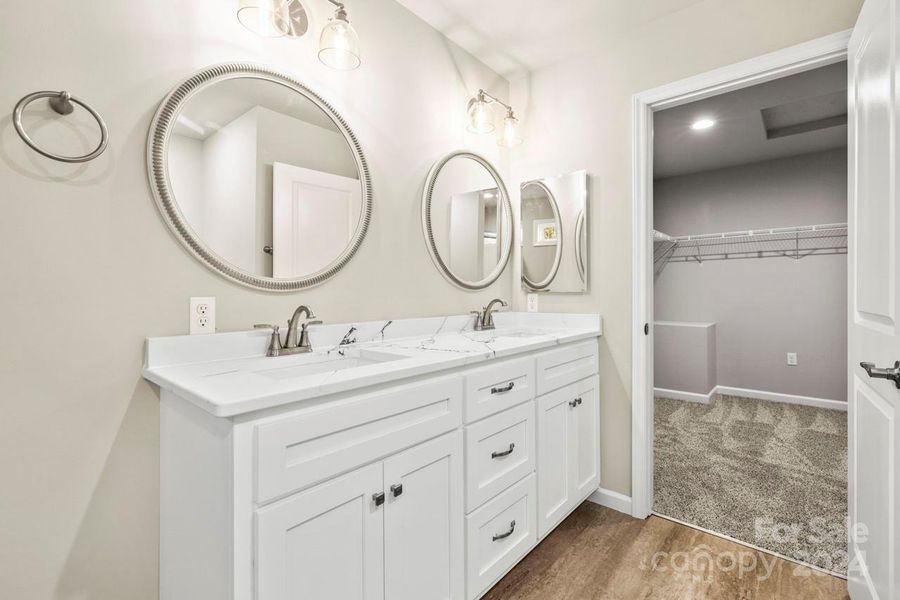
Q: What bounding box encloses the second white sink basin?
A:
[253,348,409,381]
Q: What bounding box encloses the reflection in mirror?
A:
[519,170,588,292]
[521,181,562,290]
[423,152,512,289]
[160,69,369,289]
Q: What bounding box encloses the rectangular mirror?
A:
[520,170,588,293]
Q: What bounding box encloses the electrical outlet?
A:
[190,297,216,335]
[527,293,539,313]
[787,352,798,366]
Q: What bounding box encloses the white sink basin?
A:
[253,348,409,380]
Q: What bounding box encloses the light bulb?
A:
[467,95,494,134]
[691,118,716,131]
[498,111,522,147]
[318,7,361,70]
[237,0,291,37]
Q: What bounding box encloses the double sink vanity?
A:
[144,309,602,600]
[141,59,598,600]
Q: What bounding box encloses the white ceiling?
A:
[653,61,848,179]
[393,0,707,77]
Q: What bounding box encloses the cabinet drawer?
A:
[535,340,598,396]
[255,376,462,504]
[465,474,537,600]
[465,402,535,512]
[464,355,535,423]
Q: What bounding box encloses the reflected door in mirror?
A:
[272,163,361,278]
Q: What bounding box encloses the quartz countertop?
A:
[143,312,602,417]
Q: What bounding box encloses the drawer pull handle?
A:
[493,520,516,541]
[373,492,385,507]
[491,443,515,459]
[390,483,403,498]
[491,382,515,394]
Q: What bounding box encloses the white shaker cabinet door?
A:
[384,431,465,600]
[255,462,385,600]
[572,375,600,501]
[536,384,577,538]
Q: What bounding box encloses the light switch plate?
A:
[787,352,798,366]
[527,294,539,313]
[190,297,216,335]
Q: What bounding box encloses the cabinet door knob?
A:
[390,483,403,498]
[492,520,516,541]
[372,492,385,507]
[491,443,515,459]
[491,381,515,394]
[569,399,578,408]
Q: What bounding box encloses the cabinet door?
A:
[384,431,464,600]
[536,384,576,538]
[256,462,384,600]
[571,375,600,501]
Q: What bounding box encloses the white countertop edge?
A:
[143,313,601,418]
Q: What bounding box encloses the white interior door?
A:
[272,162,361,278]
[383,431,464,600]
[848,1,899,598]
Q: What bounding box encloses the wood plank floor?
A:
[481,502,849,600]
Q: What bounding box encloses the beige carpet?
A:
[654,394,848,574]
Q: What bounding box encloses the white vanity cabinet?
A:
[149,313,602,600]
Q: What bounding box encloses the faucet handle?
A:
[254,324,284,357]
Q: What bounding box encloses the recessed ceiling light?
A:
[691,118,716,131]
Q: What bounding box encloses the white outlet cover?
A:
[190,297,216,335]
[787,352,798,366]
[526,294,539,313]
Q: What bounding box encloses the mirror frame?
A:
[520,179,563,291]
[421,150,513,290]
[147,62,373,292]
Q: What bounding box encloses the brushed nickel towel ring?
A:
[13,90,109,163]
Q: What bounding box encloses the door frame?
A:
[630,30,852,519]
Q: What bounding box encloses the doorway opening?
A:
[630,31,851,578]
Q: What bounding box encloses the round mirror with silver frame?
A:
[421,151,512,290]
[147,62,373,292]
[521,179,562,290]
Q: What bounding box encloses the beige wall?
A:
[0,1,510,598]
[509,0,862,496]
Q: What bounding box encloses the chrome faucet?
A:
[254,305,322,357]
[472,298,508,331]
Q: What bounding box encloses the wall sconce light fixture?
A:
[467,89,522,147]
[237,0,360,70]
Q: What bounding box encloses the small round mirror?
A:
[421,151,512,290]
[521,180,562,290]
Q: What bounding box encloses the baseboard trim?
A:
[588,487,633,515]
[715,385,847,411]
[653,386,714,404]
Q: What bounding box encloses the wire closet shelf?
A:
[653,222,847,275]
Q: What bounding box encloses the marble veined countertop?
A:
[143,312,602,417]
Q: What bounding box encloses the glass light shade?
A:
[467,98,495,134]
[237,0,291,37]
[498,114,522,147]
[318,15,361,70]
